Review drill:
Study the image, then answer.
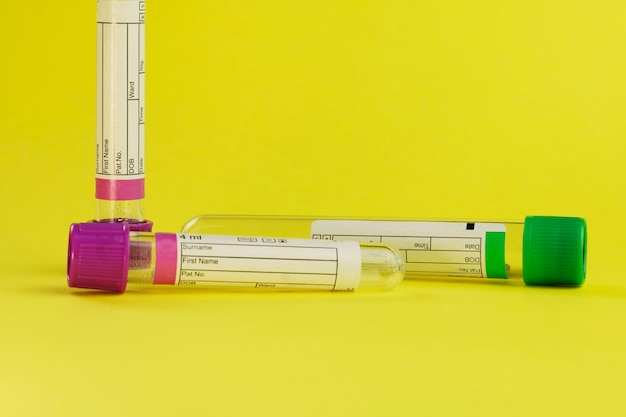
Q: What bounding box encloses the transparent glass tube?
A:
[67,223,405,293]
[94,0,147,225]
[181,215,587,286]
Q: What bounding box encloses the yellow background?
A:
[1,0,625,416]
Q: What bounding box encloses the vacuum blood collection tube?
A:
[181,215,587,286]
[95,0,151,231]
[67,223,405,293]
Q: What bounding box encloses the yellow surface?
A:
[1,1,625,415]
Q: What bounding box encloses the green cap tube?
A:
[522,216,587,286]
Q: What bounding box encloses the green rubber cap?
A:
[522,216,587,286]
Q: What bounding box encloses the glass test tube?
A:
[67,223,405,293]
[95,0,149,228]
[181,215,587,286]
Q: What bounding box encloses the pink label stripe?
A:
[96,178,145,200]
[154,233,178,285]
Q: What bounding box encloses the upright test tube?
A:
[181,215,587,286]
[95,0,151,230]
[67,222,405,293]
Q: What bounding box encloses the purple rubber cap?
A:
[67,222,130,292]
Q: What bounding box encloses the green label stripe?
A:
[485,232,507,278]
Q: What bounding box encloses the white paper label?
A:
[175,234,362,291]
[96,0,146,180]
[311,221,505,278]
